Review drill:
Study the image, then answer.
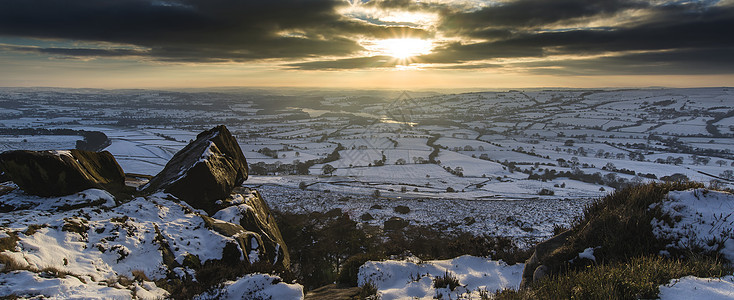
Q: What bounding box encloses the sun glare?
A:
[374,39,433,59]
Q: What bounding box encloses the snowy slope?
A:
[0,185,303,299]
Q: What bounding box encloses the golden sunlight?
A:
[373,38,433,59]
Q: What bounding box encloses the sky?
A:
[0,0,733,89]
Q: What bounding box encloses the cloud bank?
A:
[0,0,732,75]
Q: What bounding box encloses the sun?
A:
[373,38,433,59]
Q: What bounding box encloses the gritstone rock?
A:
[0,149,125,197]
[143,125,248,214]
[210,188,291,271]
[520,229,572,288]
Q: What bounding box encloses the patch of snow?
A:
[198,141,217,163]
[0,188,115,212]
[651,189,734,261]
[249,250,260,264]
[0,270,132,299]
[212,204,252,225]
[0,193,231,283]
[659,275,734,300]
[133,281,170,300]
[172,267,196,281]
[578,247,597,262]
[50,150,73,157]
[195,273,303,300]
[358,255,523,300]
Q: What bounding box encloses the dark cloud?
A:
[440,0,648,35]
[361,0,447,12]
[0,0,429,62]
[288,55,400,70]
[519,47,734,75]
[417,41,544,64]
[0,44,148,58]
[0,0,732,76]
[417,1,734,74]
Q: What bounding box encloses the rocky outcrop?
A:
[143,125,248,214]
[0,149,125,197]
[305,284,361,299]
[519,230,573,288]
[210,187,291,271]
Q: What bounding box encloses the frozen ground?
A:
[254,184,591,246]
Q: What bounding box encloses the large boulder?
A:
[143,125,248,214]
[210,187,291,271]
[0,149,125,197]
[384,216,409,231]
[519,230,572,288]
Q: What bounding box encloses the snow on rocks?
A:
[0,191,232,282]
[659,275,734,300]
[0,188,115,212]
[650,189,734,261]
[0,187,278,298]
[0,149,126,197]
[576,247,597,262]
[0,270,138,299]
[358,255,523,299]
[195,273,303,300]
[142,125,249,215]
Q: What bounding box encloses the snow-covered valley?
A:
[1,87,734,299]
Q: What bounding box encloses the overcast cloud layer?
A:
[0,0,732,75]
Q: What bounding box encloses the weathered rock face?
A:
[210,187,291,271]
[143,125,248,214]
[519,230,572,288]
[0,149,125,197]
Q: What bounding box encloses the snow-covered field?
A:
[1,87,733,249]
[254,185,590,246]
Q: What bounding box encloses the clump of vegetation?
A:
[496,256,731,299]
[0,232,19,252]
[538,188,554,196]
[336,253,381,287]
[274,209,531,291]
[393,205,410,214]
[540,181,706,275]
[433,270,460,291]
[359,280,381,299]
[158,260,291,299]
[497,181,732,299]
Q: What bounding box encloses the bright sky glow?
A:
[372,39,433,59]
